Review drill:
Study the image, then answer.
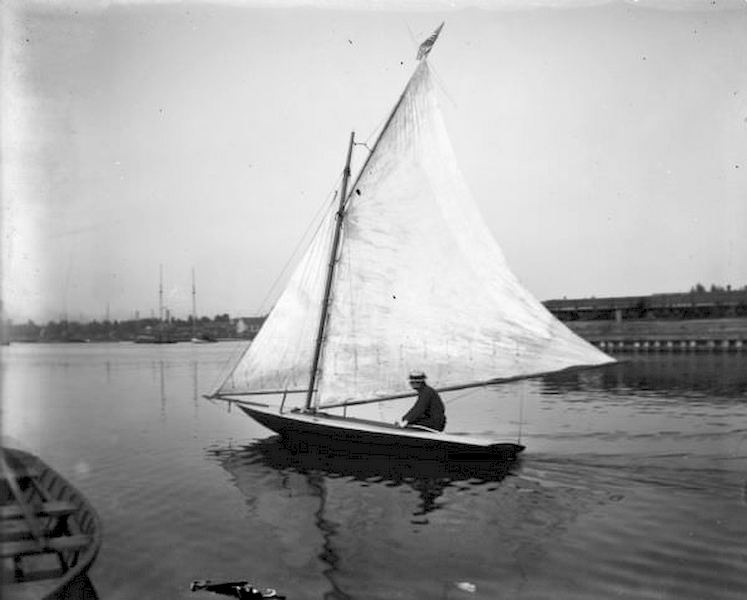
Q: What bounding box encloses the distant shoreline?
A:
[4,290,746,348]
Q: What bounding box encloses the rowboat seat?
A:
[1,519,46,542]
[0,501,77,521]
[0,512,77,542]
[0,465,41,481]
[0,534,91,559]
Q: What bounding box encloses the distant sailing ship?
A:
[135,265,177,344]
[191,269,217,343]
[209,25,613,458]
[1,300,10,346]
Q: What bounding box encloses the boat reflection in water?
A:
[210,437,513,515]
[206,439,515,598]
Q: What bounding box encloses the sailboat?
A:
[209,25,614,459]
[0,300,10,346]
[135,265,177,344]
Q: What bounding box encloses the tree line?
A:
[689,283,746,293]
[4,314,266,343]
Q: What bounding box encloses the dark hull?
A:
[134,338,177,344]
[237,404,524,461]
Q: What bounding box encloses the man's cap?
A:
[408,370,427,381]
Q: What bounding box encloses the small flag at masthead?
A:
[416,22,444,61]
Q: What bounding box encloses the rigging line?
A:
[429,63,458,110]
[257,186,339,316]
[364,113,388,147]
[361,63,415,148]
[402,19,417,46]
[255,174,343,316]
[444,386,482,405]
[518,384,524,445]
[212,174,339,396]
[207,340,248,396]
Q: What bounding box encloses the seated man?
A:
[399,371,446,432]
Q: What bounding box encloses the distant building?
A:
[544,290,747,322]
[543,290,747,351]
[235,317,264,337]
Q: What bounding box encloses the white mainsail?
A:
[217,58,613,403]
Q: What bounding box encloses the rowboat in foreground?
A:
[209,25,613,459]
[1,447,101,600]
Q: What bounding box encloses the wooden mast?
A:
[305,131,356,411]
[191,267,197,339]
[158,264,164,342]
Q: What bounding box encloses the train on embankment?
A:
[543,290,747,353]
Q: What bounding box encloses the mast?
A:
[305,131,356,411]
[158,264,164,339]
[191,267,197,338]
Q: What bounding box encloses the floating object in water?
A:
[190,579,285,599]
[456,581,477,593]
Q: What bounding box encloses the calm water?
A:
[2,343,746,599]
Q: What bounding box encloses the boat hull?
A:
[236,404,524,460]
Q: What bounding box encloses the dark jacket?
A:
[403,384,446,431]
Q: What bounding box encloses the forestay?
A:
[217,209,336,396]
[217,59,613,405]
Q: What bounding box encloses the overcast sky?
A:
[2,0,746,323]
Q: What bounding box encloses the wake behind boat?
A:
[209,25,613,459]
